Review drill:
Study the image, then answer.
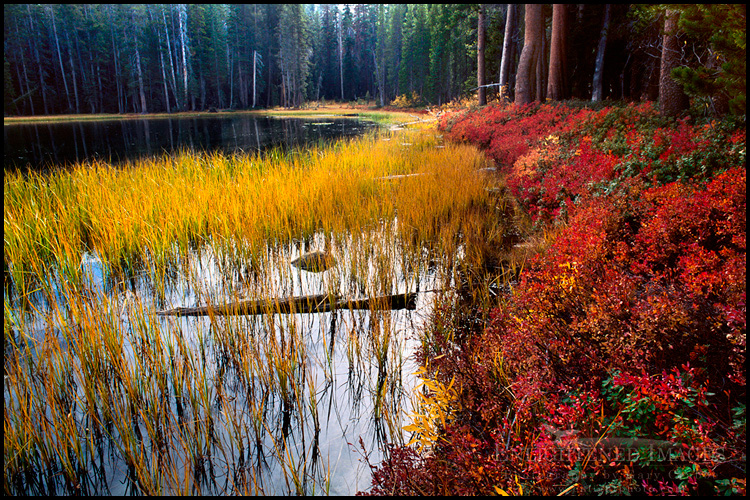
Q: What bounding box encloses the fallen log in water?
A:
[156,292,417,317]
[338,292,417,311]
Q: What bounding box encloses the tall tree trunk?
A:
[96,61,103,113]
[14,17,34,115]
[515,4,544,105]
[28,6,49,114]
[66,31,80,113]
[338,17,344,101]
[592,4,610,102]
[659,9,689,117]
[536,16,546,102]
[110,22,122,113]
[110,16,125,114]
[149,6,170,113]
[158,36,170,113]
[49,7,72,112]
[72,27,88,112]
[227,46,233,109]
[499,4,517,102]
[238,48,246,108]
[477,4,486,105]
[373,50,384,107]
[214,38,224,109]
[12,48,28,115]
[178,5,189,110]
[266,45,273,108]
[83,5,97,113]
[162,7,179,110]
[253,50,257,108]
[279,46,286,108]
[547,4,568,101]
[132,14,147,114]
[122,25,139,113]
[375,5,386,107]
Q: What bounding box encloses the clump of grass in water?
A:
[4,126,517,494]
[11,134,493,310]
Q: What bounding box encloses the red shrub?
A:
[369,106,746,496]
[366,169,745,495]
[447,103,746,223]
[495,169,745,386]
[440,103,579,169]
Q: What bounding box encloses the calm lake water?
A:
[4,114,452,495]
[7,228,445,495]
[3,114,378,170]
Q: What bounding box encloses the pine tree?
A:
[374,5,388,106]
[671,4,746,115]
[277,4,310,108]
[659,9,689,117]
[318,5,339,101]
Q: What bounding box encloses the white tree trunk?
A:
[50,7,72,112]
[499,4,517,102]
[179,4,189,110]
[592,4,611,102]
[253,50,257,108]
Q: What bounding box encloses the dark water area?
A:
[4,114,378,171]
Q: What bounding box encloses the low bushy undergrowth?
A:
[440,101,745,225]
[363,103,746,495]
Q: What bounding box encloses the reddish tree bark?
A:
[515,4,544,105]
[547,4,568,101]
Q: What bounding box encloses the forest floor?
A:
[361,100,747,496]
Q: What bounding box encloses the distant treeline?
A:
[3,4,745,116]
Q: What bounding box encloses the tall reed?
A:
[4,124,516,494]
[5,128,495,297]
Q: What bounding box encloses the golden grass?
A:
[5,127,489,297]
[4,124,516,494]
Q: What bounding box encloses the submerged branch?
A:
[156,292,417,317]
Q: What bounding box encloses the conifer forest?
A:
[5,4,745,116]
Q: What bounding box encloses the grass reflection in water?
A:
[4,127,519,494]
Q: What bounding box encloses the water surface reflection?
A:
[5,224,457,495]
[4,115,377,170]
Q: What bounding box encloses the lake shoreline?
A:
[4,118,512,495]
[4,107,410,172]
[3,104,424,125]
